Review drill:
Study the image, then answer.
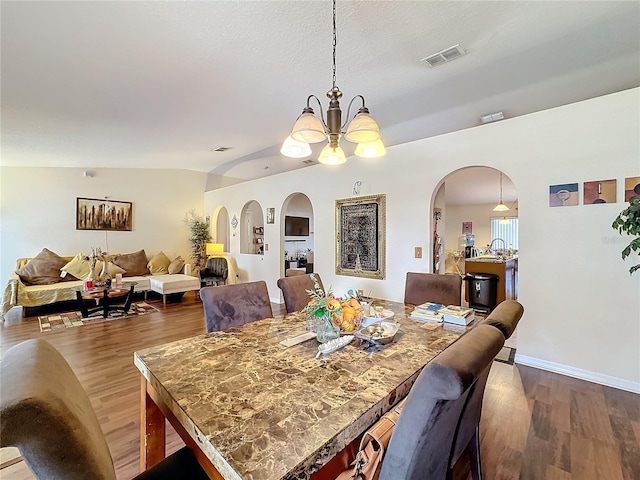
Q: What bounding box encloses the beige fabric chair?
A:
[404,272,463,306]
[0,339,208,480]
[277,273,325,314]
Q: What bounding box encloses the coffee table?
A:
[73,282,137,318]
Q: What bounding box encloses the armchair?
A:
[199,257,228,288]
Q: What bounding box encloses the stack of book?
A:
[409,302,445,323]
[410,303,475,326]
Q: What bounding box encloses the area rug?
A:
[494,346,516,365]
[38,302,159,332]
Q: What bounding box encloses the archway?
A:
[240,200,264,255]
[211,206,230,252]
[280,193,314,278]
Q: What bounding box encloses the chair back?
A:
[200,257,229,281]
[480,299,524,339]
[0,339,117,480]
[201,281,273,333]
[379,325,504,480]
[276,273,325,314]
[404,272,462,306]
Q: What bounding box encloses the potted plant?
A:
[185,211,212,271]
[612,196,640,275]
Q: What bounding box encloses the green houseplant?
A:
[185,211,212,271]
[612,196,640,275]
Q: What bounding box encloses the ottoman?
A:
[148,274,200,305]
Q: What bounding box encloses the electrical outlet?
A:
[415,247,423,258]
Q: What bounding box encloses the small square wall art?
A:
[625,177,640,201]
[549,183,578,207]
[584,179,616,205]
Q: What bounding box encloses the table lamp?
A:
[206,243,224,256]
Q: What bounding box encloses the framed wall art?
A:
[335,194,386,280]
[76,197,133,231]
[583,179,616,204]
[266,207,275,224]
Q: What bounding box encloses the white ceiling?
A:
[2,1,639,197]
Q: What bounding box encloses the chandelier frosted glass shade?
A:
[280,136,312,158]
[493,203,510,212]
[318,144,347,165]
[354,138,386,158]
[290,112,327,143]
[344,112,382,143]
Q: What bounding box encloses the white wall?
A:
[0,167,207,287]
[205,88,640,392]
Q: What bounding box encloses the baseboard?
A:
[515,354,640,394]
[270,296,284,305]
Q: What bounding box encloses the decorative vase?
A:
[316,311,340,344]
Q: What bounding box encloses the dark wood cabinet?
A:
[464,257,518,305]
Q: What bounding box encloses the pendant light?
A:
[281,0,385,164]
[493,172,510,212]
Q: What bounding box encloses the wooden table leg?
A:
[140,376,166,470]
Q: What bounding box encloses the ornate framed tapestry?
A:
[76,197,133,231]
[335,194,386,280]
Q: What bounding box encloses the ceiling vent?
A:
[480,112,504,124]
[212,146,232,152]
[421,44,466,67]
[302,159,316,165]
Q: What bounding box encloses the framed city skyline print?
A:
[76,197,133,231]
[335,194,386,280]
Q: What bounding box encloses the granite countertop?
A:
[465,255,518,263]
[134,300,464,480]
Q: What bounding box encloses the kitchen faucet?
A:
[488,238,506,255]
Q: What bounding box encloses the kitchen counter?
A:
[465,257,518,305]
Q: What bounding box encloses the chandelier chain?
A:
[332,0,337,89]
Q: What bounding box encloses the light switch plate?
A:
[415,247,423,258]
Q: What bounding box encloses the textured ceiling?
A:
[2,1,639,196]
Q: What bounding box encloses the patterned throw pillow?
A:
[15,248,67,285]
[147,252,171,275]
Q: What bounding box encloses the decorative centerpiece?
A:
[302,275,363,342]
[83,247,107,288]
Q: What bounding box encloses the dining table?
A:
[134,299,470,480]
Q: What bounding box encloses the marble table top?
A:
[134,300,465,480]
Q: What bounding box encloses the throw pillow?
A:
[15,248,67,285]
[168,256,185,275]
[147,251,171,275]
[112,249,150,276]
[94,260,127,280]
[61,253,93,280]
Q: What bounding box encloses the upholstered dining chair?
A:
[480,299,524,340]
[0,339,208,480]
[276,273,325,314]
[200,280,273,333]
[378,324,505,480]
[199,256,229,287]
[404,272,463,306]
[449,299,524,480]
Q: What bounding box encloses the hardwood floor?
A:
[1,293,638,480]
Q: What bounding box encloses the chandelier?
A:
[280,0,386,164]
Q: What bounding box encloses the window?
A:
[490,217,519,251]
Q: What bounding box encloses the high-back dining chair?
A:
[450,299,524,480]
[404,272,463,306]
[200,280,273,333]
[379,324,505,480]
[0,339,208,480]
[480,299,524,340]
[276,273,325,314]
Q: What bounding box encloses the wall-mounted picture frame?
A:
[584,179,616,204]
[266,207,275,224]
[335,194,386,280]
[76,197,132,231]
[625,177,640,201]
[549,183,579,207]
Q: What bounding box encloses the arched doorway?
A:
[211,206,230,252]
[280,193,314,278]
[240,200,264,255]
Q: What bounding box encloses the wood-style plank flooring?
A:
[1,293,638,480]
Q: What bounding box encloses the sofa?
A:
[1,248,201,318]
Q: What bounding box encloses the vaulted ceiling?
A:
[2,1,639,197]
